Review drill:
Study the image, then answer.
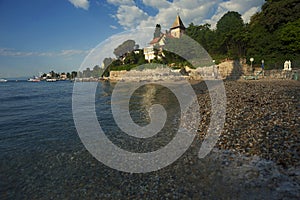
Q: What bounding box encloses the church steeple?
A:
[170,15,185,38]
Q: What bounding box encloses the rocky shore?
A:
[192,79,300,198]
[194,79,299,168]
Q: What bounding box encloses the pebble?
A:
[194,79,300,168]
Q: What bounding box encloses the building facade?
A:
[144,15,186,62]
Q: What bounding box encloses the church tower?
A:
[170,15,186,38]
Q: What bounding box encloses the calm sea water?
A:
[0,81,190,199]
[0,81,77,154]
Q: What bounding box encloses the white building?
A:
[144,15,186,62]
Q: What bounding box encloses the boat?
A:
[0,78,7,82]
[27,76,41,82]
[46,78,57,82]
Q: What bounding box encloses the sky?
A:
[0,0,265,78]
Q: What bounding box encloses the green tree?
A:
[103,57,113,68]
[83,68,92,78]
[92,65,102,78]
[113,40,136,58]
[246,0,300,68]
[279,19,300,54]
[216,11,245,58]
[71,71,77,79]
[260,0,300,32]
[186,23,216,54]
[124,52,137,64]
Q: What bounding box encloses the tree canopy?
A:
[113,40,136,58]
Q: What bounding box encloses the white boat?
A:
[46,78,57,82]
[0,78,7,82]
[27,76,40,82]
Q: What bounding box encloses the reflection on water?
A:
[96,82,181,153]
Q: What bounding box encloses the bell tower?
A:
[170,14,186,38]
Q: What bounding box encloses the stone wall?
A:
[108,62,299,81]
[187,60,247,80]
[263,69,299,80]
[109,70,127,81]
[217,60,247,80]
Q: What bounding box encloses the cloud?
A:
[110,25,118,29]
[0,48,89,57]
[142,0,171,9]
[107,0,135,6]
[107,0,264,30]
[116,5,149,29]
[241,6,261,24]
[59,49,90,56]
[0,48,36,57]
[68,0,90,10]
[137,0,220,31]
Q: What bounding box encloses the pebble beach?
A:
[195,79,299,167]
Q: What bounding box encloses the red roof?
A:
[150,37,161,45]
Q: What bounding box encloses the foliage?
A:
[246,0,300,67]
[184,1,300,69]
[113,40,136,58]
[216,11,245,58]
[110,64,138,71]
[279,19,300,54]
[103,57,113,68]
[260,0,300,33]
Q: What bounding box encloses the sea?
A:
[0,80,203,199]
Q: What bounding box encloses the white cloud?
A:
[107,0,264,30]
[107,0,135,6]
[116,5,149,30]
[0,48,89,57]
[110,25,118,29]
[142,0,171,9]
[219,0,262,14]
[139,0,219,30]
[242,6,261,24]
[0,48,35,57]
[68,0,90,10]
[59,49,89,56]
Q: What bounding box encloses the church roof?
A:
[150,37,162,45]
[149,33,175,45]
[170,15,186,30]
